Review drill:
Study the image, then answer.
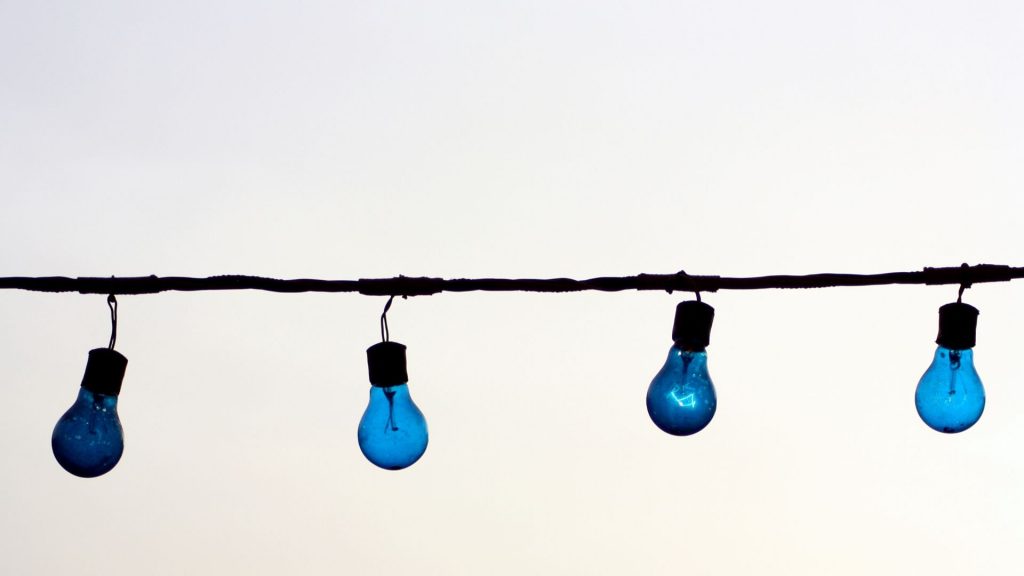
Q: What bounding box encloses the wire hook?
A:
[672,269,702,302]
[957,263,972,303]
[107,293,118,349]
[380,295,395,342]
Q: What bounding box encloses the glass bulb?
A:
[915,346,985,433]
[52,388,124,477]
[358,383,428,470]
[647,346,717,436]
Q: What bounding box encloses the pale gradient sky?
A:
[2,1,1024,574]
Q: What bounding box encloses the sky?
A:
[2,1,1024,574]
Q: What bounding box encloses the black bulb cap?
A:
[672,301,715,351]
[936,302,979,350]
[367,341,408,387]
[81,348,128,397]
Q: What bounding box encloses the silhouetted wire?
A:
[673,270,701,302]
[957,263,972,303]
[107,294,118,349]
[380,295,395,342]
[0,264,1020,297]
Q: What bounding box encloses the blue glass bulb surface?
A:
[358,383,428,470]
[52,388,124,478]
[915,347,985,433]
[646,346,717,436]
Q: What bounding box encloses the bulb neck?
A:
[936,302,978,349]
[80,348,128,397]
[367,341,409,387]
[672,300,714,352]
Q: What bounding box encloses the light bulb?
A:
[647,300,717,436]
[358,342,428,470]
[52,348,127,477]
[915,302,985,433]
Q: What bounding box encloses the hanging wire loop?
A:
[380,295,396,342]
[671,269,702,301]
[957,262,973,303]
[107,294,118,350]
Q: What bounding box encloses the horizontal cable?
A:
[0,264,1020,297]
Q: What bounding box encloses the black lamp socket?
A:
[936,302,979,350]
[672,300,715,352]
[367,341,409,387]
[80,348,128,397]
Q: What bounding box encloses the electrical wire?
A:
[0,264,1018,297]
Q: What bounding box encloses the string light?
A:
[357,297,429,470]
[2,264,1017,477]
[646,298,718,436]
[914,280,986,433]
[51,295,128,478]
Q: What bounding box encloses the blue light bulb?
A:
[915,302,985,434]
[647,300,717,436]
[915,347,984,433]
[52,348,127,478]
[358,342,428,470]
[647,346,717,436]
[358,383,428,470]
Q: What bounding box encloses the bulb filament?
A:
[948,350,961,396]
[670,387,696,407]
[669,352,697,407]
[383,387,399,432]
